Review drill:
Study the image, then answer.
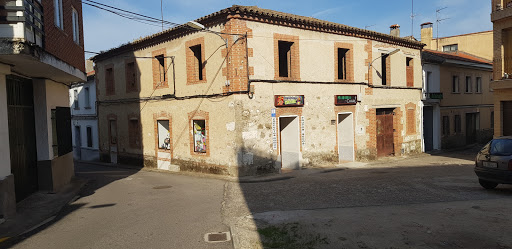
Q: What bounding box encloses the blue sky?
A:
[83,0,492,56]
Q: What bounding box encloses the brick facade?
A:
[406,103,416,135]
[42,0,85,72]
[334,42,354,82]
[152,48,168,89]
[185,37,207,85]
[273,33,301,81]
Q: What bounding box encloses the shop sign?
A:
[429,92,443,99]
[335,95,357,105]
[274,95,304,107]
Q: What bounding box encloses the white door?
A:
[279,116,300,169]
[338,113,354,162]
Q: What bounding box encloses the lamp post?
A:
[185,21,229,48]
[367,48,400,84]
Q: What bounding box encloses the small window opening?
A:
[337,48,348,80]
[278,41,293,78]
[190,45,203,81]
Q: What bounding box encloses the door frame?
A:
[278,115,301,169]
[337,112,355,162]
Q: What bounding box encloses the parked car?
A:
[474,137,512,189]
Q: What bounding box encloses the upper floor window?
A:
[406,57,414,87]
[381,53,389,85]
[504,28,512,76]
[125,61,137,92]
[54,0,63,29]
[443,44,458,52]
[452,75,459,93]
[476,77,482,93]
[105,66,115,96]
[84,87,90,108]
[274,34,300,80]
[185,37,206,84]
[278,41,293,78]
[426,71,432,93]
[73,89,79,109]
[465,76,472,93]
[152,48,168,88]
[72,8,80,44]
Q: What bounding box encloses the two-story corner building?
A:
[0,0,85,217]
[92,5,424,177]
[491,0,512,137]
[420,22,493,61]
[422,49,494,151]
[70,61,99,161]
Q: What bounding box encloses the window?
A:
[426,71,432,93]
[455,115,461,133]
[51,107,72,157]
[84,87,90,108]
[73,89,79,109]
[157,120,170,150]
[72,8,80,44]
[381,53,389,85]
[442,116,450,136]
[465,76,472,93]
[452,76,459,93]
[86,126,92,148]
[278,41,293,78]
[406,108,416,134]
[406,57,414,87]
[155,55,166,84]
[337,48,349,80]
[129,118,141,149]
[54,0,63,29]
[105,67,114,95]
[190,45,203,81]
[125,61,137,92]
[193,120,206,153]
[476,77,482,93]
[491,111,494,128]
[443,44,458,52]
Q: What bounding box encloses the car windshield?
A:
[490,139,512,156]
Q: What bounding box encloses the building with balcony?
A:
[0,0,85,217]
[92,5,424,177]
[491,0,512,137]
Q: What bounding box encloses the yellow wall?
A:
[422,29,493,61]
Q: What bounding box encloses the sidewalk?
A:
[0,177,87,242]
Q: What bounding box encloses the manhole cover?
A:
[204,232,231,243]
[152,185,172,189]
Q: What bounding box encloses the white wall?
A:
[423,63,441,95]
[0,65,11,178]
[70,79,96,116]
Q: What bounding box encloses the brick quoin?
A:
[221,18,253,93]
[273,33,301,81]
[366,109,377,154]
[364,40,373,85]
[42,0,85,72]
[334,42,354,82]
[188,110,210,157]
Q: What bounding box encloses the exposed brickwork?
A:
[188,110,210,157]
[393,107,403,156]
[185,37,207,85]
[364,40,373,84]
[334,105,357,156]
[406,57,414,87]
[42,0,85,72]
[221,18,254,93]
[276,107,303,154]
[365,87,373,95]
[125,58,138,93]
[405,103,416,135]
[273,33,301,81]
[385,55,391,85]
[105,64,114,96]
[152,48,168,89]
[128,113,141,149]
[366,109,377,155]
[334,42,354,82]
[154,112,173,159]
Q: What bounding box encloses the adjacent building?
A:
[491,0,512,137]
[92,5,424,177]
[0,0,85,217]
[70,61,99,161]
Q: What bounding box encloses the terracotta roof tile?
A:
[423,49,492,65]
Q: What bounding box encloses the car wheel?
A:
[479,179,498,189]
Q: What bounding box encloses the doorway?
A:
[466,113,477,144]
[338,113,354,162]
[279,116,300,169]
[423,106,434,151]
[503,101,512,136]
[109,120,118,164]
[376,108,395,157]
[75,126,81,160]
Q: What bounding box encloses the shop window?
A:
[157,120,170,150]
[465,76,472,93]
[193,120,207,153]
[476,77,482,93]
[406,57,414,87]
[442,116,450,136]
[452,76,459,93]
[86,126,93,148]
[455,115,461,133]
[129,118,141,149]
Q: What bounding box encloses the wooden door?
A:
[377,109,394,157]
[466,113,477,144]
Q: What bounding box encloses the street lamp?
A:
[185,21,228,47]
[367,48,400,83]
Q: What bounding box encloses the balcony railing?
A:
[0,0,44,47]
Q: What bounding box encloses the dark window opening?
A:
[455,115,461,133]
[381,53,388,85]
[491,111,494,128]
[190,45,203,81]
[442,116,450,136]
[106,67,114,95]
[278,41,293,78]
[52,107,72,157]
[155,55,166,83]
[452,76,459,93]
[337,48,348,80]
[86,126,92,148]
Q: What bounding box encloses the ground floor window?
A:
[455,115,461,133]
[157,120,170,150]
[193,120,206,153]
[442,116,450,136]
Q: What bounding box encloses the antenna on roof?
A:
[364,24,376,30]
[160,0,164,31]
[411,0,418,38]
[435,7,450,51]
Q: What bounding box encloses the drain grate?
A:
[204,232,231,243]
[152,185,172,190]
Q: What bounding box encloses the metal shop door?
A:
[504,102,512,136]
[376,109,395,157]
[466,113,477,144]
[279,116,300,169]
[6,75,38,201]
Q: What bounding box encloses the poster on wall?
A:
[274,95,304,107]
[193,120,207,153]
[271,108,277,150]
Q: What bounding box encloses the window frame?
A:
[86,126,93,148]
[475,76,482,93]
[185,37,207,85]
[84,86,90,108]
[452,75,460,93]
[54,0,63,29]
[73,89,79,109]
[465,76,472,93]
[334,43,354,82]
[72,7,80,44]
[273,33,300,81]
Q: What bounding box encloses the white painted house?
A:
[70,69,99,162]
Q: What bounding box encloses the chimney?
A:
[390,24,400,37]
[420,22,433,50]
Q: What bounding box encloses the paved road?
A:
[9,162,232,249]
